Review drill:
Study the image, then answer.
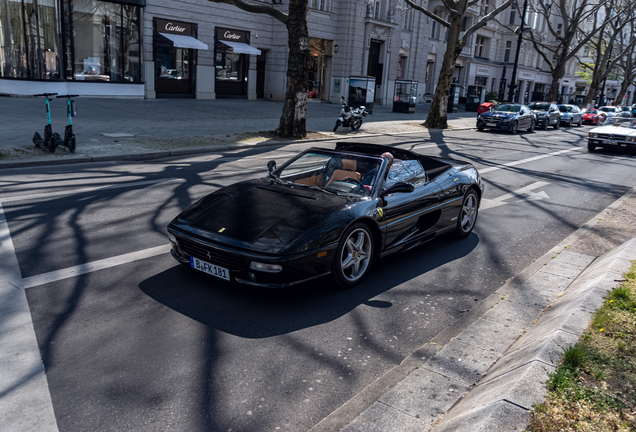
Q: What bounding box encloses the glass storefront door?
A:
[155,45,193,97]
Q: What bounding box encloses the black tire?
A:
[69,136,76,153]
[587,143,596,152]
[577,117,582,127]
[528,120,535,132]
[351,119,362,132]
[455,188,480,238]
[542,120,548,130]
[510,121,518,134]
[568,118,573,127]
[333,120,342,132]
[554,120,560,129]
[33,132,42,147]
[331,223,374,288]
[477,126,485,131]
[45,135,56,153]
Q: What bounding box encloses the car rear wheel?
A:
[332,223,374,288]
[455,188,479,238]
[510,121,518,134]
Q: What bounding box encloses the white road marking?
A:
[518,190,550,202]
[480,181,550,211]
[19,245,171,289]
[479,148,582,174]
[0,203,58,432]
[0,178,181,204]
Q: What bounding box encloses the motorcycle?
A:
[333,96,367,132]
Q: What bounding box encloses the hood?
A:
[176,179,355,252]
[589,125,636,136]
[482,111,516,118]
[532,110,549,116]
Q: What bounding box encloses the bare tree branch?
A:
[404,0,452,26]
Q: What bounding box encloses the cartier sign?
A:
[156,18,193,36]
[217,27,247,43]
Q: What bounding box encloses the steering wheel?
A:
[343,177,365,188]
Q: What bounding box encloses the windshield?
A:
[605,118,636,129]
[584,109,597,114]
[599,107,614,112]
[493,104,521,113]
[558,105,573,113]
[273,151,384,197]
[528,103,550,111]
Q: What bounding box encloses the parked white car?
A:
[598,106,623,119]
[587,117,636,154]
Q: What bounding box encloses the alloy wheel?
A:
[339,228,372,283]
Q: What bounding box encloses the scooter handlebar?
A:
[56,94,80,98]
[33,93,58,97]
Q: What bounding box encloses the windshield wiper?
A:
[294,183,339,195]
[267,173,286,186]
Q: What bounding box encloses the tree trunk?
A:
[615,76,633,106]
[275,0,309,139]
[424,15,462,129]
[547,59,566,103]
[583,75,601,107]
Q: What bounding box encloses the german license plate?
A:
[191,257,230,281]
[604,140,617,145]
[486,123,496,127]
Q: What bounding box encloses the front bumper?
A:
[169,228,338,288]
[588,138,636,150]
[477,118,514,131]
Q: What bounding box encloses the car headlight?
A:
[168,232,177,244]
[250,261,283,273]
[588,132,598,138]
[626,136,636,142]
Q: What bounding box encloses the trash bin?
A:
[349,76,375,114]
[393,80,418,113]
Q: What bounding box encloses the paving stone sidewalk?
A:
[0,97,476,168]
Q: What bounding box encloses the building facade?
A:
[1,0,587,105]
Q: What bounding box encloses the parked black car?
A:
[167,143,484,288]
[527,102,560,130]
[477,103,536,134]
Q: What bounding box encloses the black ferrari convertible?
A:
[167,143,484,288]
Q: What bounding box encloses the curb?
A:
[309,186,636,432]
[0,126,476,170]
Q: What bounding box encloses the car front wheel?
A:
[455,188,480,238]
[509,121,518,134]
[588,142,596,152]
[528,120,535,132]
[332,223,374,288]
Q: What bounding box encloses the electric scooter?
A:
[56,94,79,153]
[32,93,59,153]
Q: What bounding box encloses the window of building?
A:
[374,0,381,19]
[403,8,413,31]
[397,55,407,79]
[474,36,488,58]
[583,46,590,57]
[509,7,516,25]
[556,23,562,41]
[310,0,327,11]
[504,40,512,63]
[72,0,141,83]
[481,0,491,16]
[0,0,62,79]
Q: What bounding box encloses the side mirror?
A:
[267,160,276,173]
[341,96,345,100]
[380,182,415,197]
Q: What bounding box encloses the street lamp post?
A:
[598,44,614,108]
[507,0,529,103]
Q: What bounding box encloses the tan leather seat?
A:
[327,159,361,185]
[295,175,324,187]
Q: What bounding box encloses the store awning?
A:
[158,33,208,50]
[219,40,261,55]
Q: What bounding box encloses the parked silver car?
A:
[598,106,623,120]
[619,106,633,118]
[557,104,583,127]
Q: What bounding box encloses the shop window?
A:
[72,0,140,83]
[0,0,62,79]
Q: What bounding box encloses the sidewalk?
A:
[0,97,477,168]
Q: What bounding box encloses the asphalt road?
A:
[2,126,636,431]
